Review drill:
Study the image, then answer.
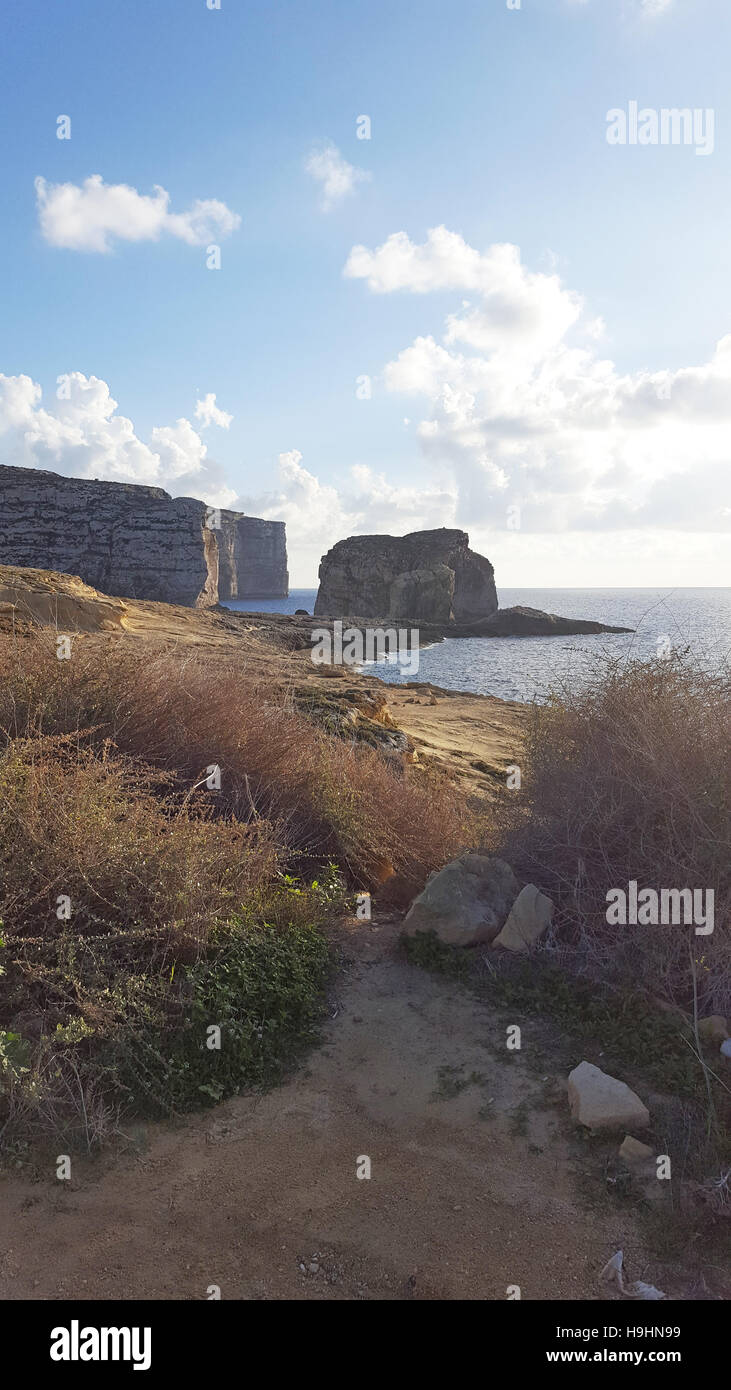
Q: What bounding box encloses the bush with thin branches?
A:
[491,654,730,1015]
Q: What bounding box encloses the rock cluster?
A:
[401,852,554,950]
[0,465,287,608]
[400,853,658,1147]
[314,528,498,623]
[402,853,519,947]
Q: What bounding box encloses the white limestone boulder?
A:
[618,1135,654,1166]
[402,852,519,948]
[568,1061,650,1133]
[492,883,554,951]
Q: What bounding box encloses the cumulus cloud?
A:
[237,450,455,582]
[570,0,673,12]
[305,143,370,211]
[35,175,241,253]
[0,371,237,507]
[342,228,731,541]
[194,393,233,429]
[0,377,447,579]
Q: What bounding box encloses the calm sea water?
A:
[225,590,319,617]
[223,588,731,703]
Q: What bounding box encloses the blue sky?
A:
[1,0,729,585]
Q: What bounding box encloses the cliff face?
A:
[314,528,498,622]
[0,465,288,607]
[217,513,289,600]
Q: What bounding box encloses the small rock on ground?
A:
[568,1061,650,1133]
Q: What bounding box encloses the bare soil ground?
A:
[1,915,658,1302]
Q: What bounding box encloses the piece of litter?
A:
[600,1250,666,1301]
[629,1281,666,1301]
[600,1250,624,1289]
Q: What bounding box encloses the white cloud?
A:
[0,371,236,507]
[149,419,208,482]
[236,450,454,583]
[35,175,241,253]
[341,227,731,546]
[345,226,491,293]
[305,143,370,211]
[569,0,673,12]
[345,229,583,361]
[194,393,233,429]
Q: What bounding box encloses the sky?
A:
[0,0,729,587]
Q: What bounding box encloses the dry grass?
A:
[0,629,479,1146]
[0,635,475,891]
[491,653,730,1015]
[0,736,279,953]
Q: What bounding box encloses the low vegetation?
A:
[406,652,730,1267]
[490,653,730,1018]
[0,631,476,1152]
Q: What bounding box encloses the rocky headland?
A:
[0,464,287,607]
[0,561,726,1304]
[0,563,524,793]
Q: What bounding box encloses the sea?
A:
[221,588,731,704]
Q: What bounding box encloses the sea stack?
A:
[314,528,498,622]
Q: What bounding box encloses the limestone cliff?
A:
[0,465,287,607]
[217,513,289,600]
[314,528,498,622]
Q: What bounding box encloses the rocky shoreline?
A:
[305,605,633,641]
[0,564,527,794]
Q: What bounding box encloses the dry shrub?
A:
[0,636,474,890]
[0,1046,120,1154]
[492,654,730,1014]
[0,736,281,1024]
[0,730,318,1146]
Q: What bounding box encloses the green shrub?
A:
[102,920,332,1113]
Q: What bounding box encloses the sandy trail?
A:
[0,917,649,1302]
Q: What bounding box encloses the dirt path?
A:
[0,916,658,1302]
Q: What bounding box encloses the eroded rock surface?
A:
[492,883,554,951]
[402,852,519,947]
[314,528,497,622]
[0,465,287,607]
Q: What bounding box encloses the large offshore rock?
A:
[388,564,455,623]
[314,528,497,622]
[402,852,519,947]
[0,465,287,607]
